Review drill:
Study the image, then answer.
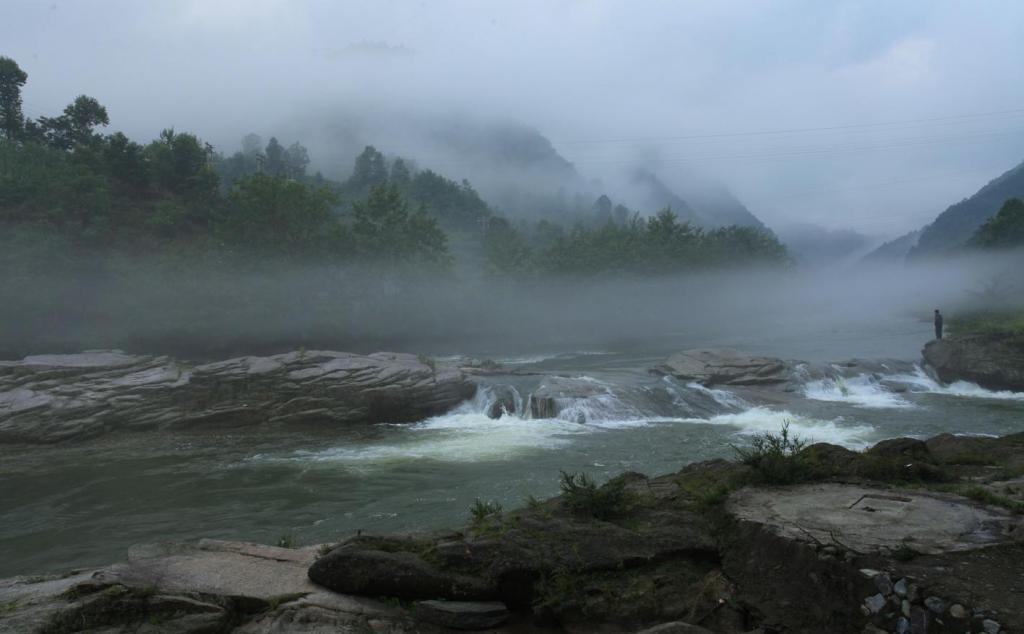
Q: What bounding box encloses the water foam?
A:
[803,375,915,409]
[701,407,875,448]
[892,367,1024,402]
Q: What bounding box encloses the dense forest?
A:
[0,56,790,278]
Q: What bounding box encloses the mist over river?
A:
[1,315,1023,578]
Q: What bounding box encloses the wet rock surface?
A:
[923,335,1024,391]
[650,349,792,386]
[0,350,476,443]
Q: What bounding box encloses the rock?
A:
[0,350,476,443]
[897,616,911,634]
[0,539,407,634]
[923,336,1024,392]
[948,603,968,619]
[894,577,908,596]
[874,572,894,595]
[982,618,1001,634]
[414,600,510,630]
[651,348,792,386]
[923,596,946,614]
[910,605,930,634]
[308,542,494,601]
[864,593,887,613]
[526,376,685,421]
[633,624,714,634]
[867,438,935,463]
[727,483,1023,555]
[902,599,911,617]
[485,385,519,419]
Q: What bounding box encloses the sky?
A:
[4,0,1024,238]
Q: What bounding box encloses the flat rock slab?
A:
[652,348,792,386]
[415,600,511,630]
[0,349,475,443]
[728,483,1022,555]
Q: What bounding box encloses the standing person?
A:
[934,309,944,340]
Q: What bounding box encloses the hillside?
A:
[908,159,1024,258]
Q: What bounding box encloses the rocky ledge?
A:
[5,432,1023,633]
[0,350,476,444]
[923,335,1024,392]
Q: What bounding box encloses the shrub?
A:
[558,471,634,520]
[470,499,503,524]
[732,422,811,485]
[276,533,296,548]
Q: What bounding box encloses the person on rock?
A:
[934,309,944,340]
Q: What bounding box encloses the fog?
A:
[6,1,1024,236]
[4,250,1021,362]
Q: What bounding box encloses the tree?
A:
[970,198,1024,249]
[592,194,612,223]
[264,137,286,177]
[390,157,411,187]
[145,128,218,201]
[39,95,109,150]
[241,133,263,158]
[222,174,338,258]
[351,183,449,266]
[0,57,28,141]
[349,145,388,189]
[285,142,309,180]
[482,216,533,277]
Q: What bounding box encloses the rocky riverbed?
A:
[3,431,1023,633]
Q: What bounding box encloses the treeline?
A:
[969,198,1024,250]
[0,55,790,279]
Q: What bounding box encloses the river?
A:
[2,314,1023,578]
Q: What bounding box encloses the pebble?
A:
[982,618,1001,634]
[948,603,968,619]
[864,593,887,614]
[924,596,947,614]
[896,616,910,634]
[893,577,908,596]
[902,599,911,618]
[859,568,881,578]
[874,573,894,595]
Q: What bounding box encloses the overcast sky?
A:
[5,0,1024,238]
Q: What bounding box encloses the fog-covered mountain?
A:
[908,159,1024,258]
[777,224,874,267]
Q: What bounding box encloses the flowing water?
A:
[2,315,1023,578]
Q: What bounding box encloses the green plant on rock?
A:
[276,533,296,548]
[558,471,634,520]
[417,353,437,376]
[470,499,503,525]
[732,422,811,485]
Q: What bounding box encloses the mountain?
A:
[777,224,873,267]
[861,229,922,263]
[624,168,769,230]
[908,159,1024,258]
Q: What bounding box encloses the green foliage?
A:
[0,56,28,141]
[416,354,437,374]
[960,485,1024,514]
[222,173,338,259]
[950,310,1024,342]
[558,471,634,520]
[969,198,1024,249]
[352,183,451,267]
[484,207,790,278]
[276,533,296,548]
[469,499,503,524]
[732,422,811,485]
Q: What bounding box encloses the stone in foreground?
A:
[727,483,1021,555]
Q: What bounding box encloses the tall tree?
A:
[0,57,28,141]
[349,145,388,189]
[39,95,109,150]
[285,142,309,180]
[264,137,286,177]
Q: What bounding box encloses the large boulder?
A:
[0,350,476,443]
[651,348,792,386]
[922,336,1024,392]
